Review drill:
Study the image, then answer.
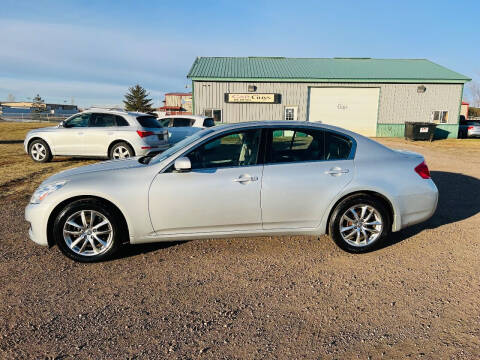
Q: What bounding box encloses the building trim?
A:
[190,78,469,84]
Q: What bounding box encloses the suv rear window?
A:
[137,116,161,128]
[203,118,215,127]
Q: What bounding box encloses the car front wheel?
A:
[328,194,391,253]
[29,139,52,163]
[53,199,125,262]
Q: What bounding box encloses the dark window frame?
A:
[264,127,355,165]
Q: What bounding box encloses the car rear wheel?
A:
[109,142,134,160]
[29,139,52,163]
[53,199,124,262]
[328,194,390,253]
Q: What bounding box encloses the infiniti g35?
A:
[25,121,438,262]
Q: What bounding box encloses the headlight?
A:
[30,181,68,204]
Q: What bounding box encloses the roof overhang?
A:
[189,77,470,84]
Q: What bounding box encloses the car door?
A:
[149,128,263,235]
[261,127,355,229]
[83,113,119,156]
[51,113,90,155]
[167,118,194,144]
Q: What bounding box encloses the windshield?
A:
[151,128,215,164]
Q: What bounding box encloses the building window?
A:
[204,109,222,123]
[432,111,448,123]
[284,106,298,121]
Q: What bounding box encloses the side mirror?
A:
[174,157,191,172]
[58,120,66,128]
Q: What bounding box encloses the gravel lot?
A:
[0,133,479,359]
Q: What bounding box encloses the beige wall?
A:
[165,95,192,113]
[193,81,462,125]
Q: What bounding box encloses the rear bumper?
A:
[467,130,480,138]
[134,143,169,156]
[395,179,438,230]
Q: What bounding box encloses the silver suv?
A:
[24,108,169,162]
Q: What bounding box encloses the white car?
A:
[158,115,215,144]
[24,108,169,162]
[25,121,438,262]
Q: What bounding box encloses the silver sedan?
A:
[25,121,438,262]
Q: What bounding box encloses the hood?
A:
[28,126,60,134]
[44,157,144,184]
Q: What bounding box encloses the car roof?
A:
[82,108,150,117]
[160,114,210,120]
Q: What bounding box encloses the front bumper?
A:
[25,202,52,246]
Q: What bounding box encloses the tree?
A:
[123,84,154,112]
[467,80,480,107]
[32,94,45,113]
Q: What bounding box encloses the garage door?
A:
[308,87,380,136]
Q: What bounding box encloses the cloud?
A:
[0,19,196,105]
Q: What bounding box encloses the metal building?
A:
[187,57,470,138]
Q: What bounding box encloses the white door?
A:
[51,113,90,155]
[261,128,354,229]
[308,87,380,136]
[82,113,118,156]
[149,129,263,235]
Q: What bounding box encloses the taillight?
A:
[137,130,154,138]
[467,126,474,130]
[414,161,431,179]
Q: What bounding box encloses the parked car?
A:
[24,108,169,162]
[25,121,438,262]
[158,115,215,144]
[459,118,480,138]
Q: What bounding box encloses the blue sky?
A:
[1,0,478,107]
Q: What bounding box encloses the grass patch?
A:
[0,121,55,141]
[0,122,95,199]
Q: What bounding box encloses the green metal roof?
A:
[187,57,471,83]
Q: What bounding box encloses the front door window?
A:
[187,129,262,169]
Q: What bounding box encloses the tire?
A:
[328,194,391,253]
[109,142,134,160]
[53,198,126,262]
[29,139,52,163]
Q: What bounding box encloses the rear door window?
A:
[267,128,325,164]
[137,116,162,128]
[172,118,193,127]
[324,131,353,160]
[90,113,116,127]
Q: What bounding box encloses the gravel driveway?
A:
[0,139,479,359]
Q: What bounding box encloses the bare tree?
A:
[467,80,480,107]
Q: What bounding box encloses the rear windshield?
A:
[467,121,480,126]
[203,118,215,127]
[137,116,162,128]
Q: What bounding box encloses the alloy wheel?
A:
[339,204,383,247]
[112,146,131,159]
[31,143,47,161]
[63,210,114,256]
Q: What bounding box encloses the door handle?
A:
[325,168,349,175]
[233,175,258,183]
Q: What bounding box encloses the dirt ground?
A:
[0,123,479,359]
